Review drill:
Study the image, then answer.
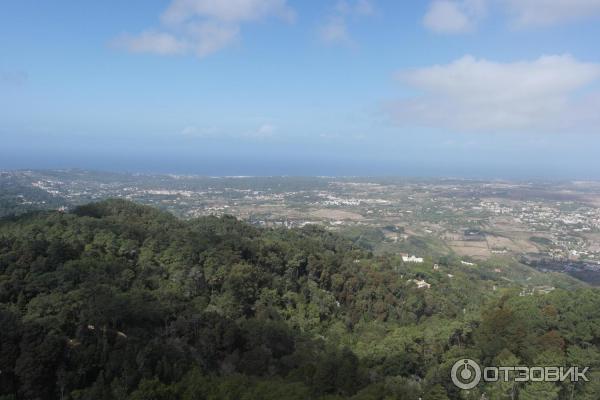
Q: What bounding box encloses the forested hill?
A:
[1,200,600,400]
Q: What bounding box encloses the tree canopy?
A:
[1,200,599,399]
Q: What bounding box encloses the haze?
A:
[2,0,600,178]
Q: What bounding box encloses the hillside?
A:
[1,200,599,399]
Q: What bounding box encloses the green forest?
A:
[1,200,599,399]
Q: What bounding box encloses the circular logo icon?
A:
[451,359,482,390]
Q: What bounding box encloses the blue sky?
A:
[2,0,600,178]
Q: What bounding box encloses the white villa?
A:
[402,255,424,263]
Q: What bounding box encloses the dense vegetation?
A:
[1,200,599,399]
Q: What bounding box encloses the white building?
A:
[403,255,424,263]
[410,279,431,289]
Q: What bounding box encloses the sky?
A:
[2,0,600,178]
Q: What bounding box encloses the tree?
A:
[15,323,64,400]
[518,382,559,400]
[424,384,449,400]
[0,308,21,398]
[127,378,176,400]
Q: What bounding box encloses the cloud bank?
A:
[390,55,600,133]
[114,0,294,57]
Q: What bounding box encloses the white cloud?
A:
[186,22,240,57]
[335,0,376,16]
[504,0,600,27]
[180,123,278,139]
[423,0,600,33]
[114,31,188,55]
[114,0,293,57]
[423,1,471,33]
[390,55,600,133]
[423,0,486,33]
[162,0,294,24]
[319,0,376,45]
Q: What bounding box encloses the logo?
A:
[451,359,590,390]
[451,359,482,390]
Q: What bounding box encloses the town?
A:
[3,170,600,287]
